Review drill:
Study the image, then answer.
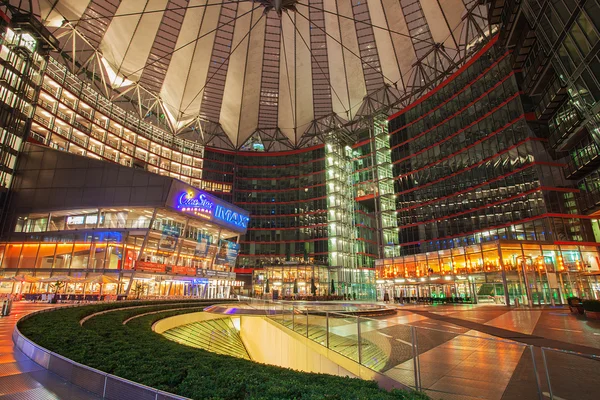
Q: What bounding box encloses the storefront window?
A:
[466,244,482,273]
[48,215,66,231]
[425,252,440,275]
[415,254,427,277]
[405,255,416,278]
[19,244,39,269]
[70,243,91,269]
[451,247,466,274]
[53,243,73,269]
[482,243,500,272]
[501,244,525,272]
[35,243,56,269]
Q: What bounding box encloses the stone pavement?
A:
[392,304,600,400]
[406,306,600,356]
[0,302,100,400]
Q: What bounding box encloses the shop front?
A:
[375,240,600,305]
[251,263,376,300]
[0,181,250,299]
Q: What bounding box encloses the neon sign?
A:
[215,205,250,229]
[177,191,214,218]
[175,190,249,231]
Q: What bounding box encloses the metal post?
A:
[529,345,544,400]
[326,312,330,348]
[103,375,108,398]
[357,315,362,365]
[292,306,295,331]
[174,217,190,266]
[541,348,553,400]
[498,244,511,305]
[414,326,421,390]
[306,310,309,337]
[410,326,420,391]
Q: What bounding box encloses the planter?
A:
[585,310,600,320]
[569,305,585,315]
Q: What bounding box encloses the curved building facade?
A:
[2,2,600,302]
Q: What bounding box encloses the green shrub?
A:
[582,299,600,312]
[18,301,427,400]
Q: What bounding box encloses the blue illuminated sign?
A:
[174,189,249,231]
[177,192,214,212]
[176,191,215,220]
[214,204,250,229]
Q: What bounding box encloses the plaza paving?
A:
[0,302,99,400]
[378,305,600,400]
[1,302,599,399]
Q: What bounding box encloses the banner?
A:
[158,225,180,252]
[194,232,213,257]
[136,261,167,273]
[215,240,239,266]
[172,266,197,276]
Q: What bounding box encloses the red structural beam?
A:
[388,34,500,121]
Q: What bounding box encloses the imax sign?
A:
[214,205,250,229]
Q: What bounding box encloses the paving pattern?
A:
[388,305,600,400]
[0,302,99,400]
[2,301,599,400]
[271,304,600,400]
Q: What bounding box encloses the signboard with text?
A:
[168,183,250,234]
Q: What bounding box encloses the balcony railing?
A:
[548,101,584,150]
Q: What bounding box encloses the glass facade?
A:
[28,58,225,193]
[0,22,47,215]
[375,240,600,304]
[373,28,600,303]
[221,146,327,267]
[252,264,376,300]
[387,40,592,255]
[0,206,242,298]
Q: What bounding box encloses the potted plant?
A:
[567,296,584,315]
[131,282,145,300]
[583,300,600,320]
[49,281,65,304]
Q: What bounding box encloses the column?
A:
[498,243,511,306]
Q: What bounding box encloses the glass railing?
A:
[237,296,600,399]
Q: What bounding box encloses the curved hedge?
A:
[18,300,427,399]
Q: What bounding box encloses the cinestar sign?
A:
[214,205,250,229]
[175,190,250,230]
[178,192,214,212]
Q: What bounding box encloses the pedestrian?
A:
[383,292,390,304]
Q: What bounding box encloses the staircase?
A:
[162,317,250,360]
